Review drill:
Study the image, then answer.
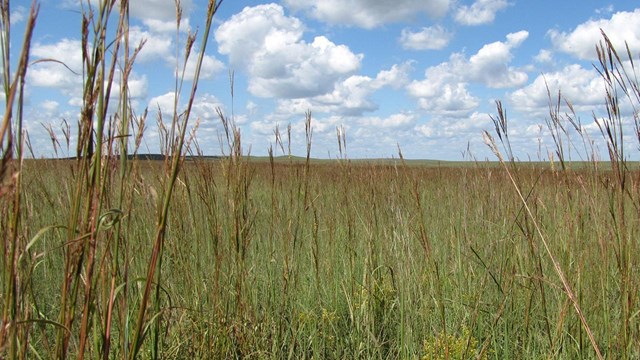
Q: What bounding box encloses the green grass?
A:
[9,158,640,358]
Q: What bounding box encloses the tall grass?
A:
[484,30,640,358]
[0,1,38,358]
[1,0,221,358]
[2,1,640,359]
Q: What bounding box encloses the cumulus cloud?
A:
[454,0,509,26]
[129,0,191,21]
[247,62,414,148]
[30,26,222,103]
[27,37,163,108]
[128,0,193,32]
[549,9,640,60]
[408,58,478,116]
[182,51,225,81]
[28,39,83,97]
[129,26,174,63]
[400,26,453,50]
[467,30,528,87]
[283,0,451,29]
[128,25,223,80]
[148,92,177,116]
[215,4,362,99]
[508,65,605,113]
[408,31,528,116]
[215,4,305,66]
[424,84,479,116]
[275,62,412,117]
[109,72,148,100]
[190,93,227,122]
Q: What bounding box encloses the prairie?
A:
[7,156,640,358]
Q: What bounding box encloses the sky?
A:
[6,0,640,160]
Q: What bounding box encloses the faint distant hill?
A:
[54,154,224,161]
[44,154,467,167]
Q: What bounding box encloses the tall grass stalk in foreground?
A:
[129,1,220,358]
[0,0,219,358]
[51,1,134,357]
[0,1,38,358]
[593,30,640,356]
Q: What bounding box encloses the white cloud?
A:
[128,0,193,31]
[10,6,27,23]
[425,84,479,116]
[129,26,174,63]
[246,101,258,115]
[415,111,491,138]
[128,25,223,81]
[534,49,553,63]
[250,119,280,136]
[549,9,640,60]
[148,92,177,116]
[41,100,59,113]
[454,0,509,26]
[275,62,412,116]
[400,26,453,50]
[142,91,227,154]
[508,65,605,113]
[148,91,225,123]
[190,93,226,122]
[61,0,192,32]
[182,51,225,81]
[215,4,305,66]
[141,18,191,33]
[374,63,413,89]
[467,30,528,88]
[31,39,83,75]
[408,31,528,116]
[130,0,187,21]
[408,59,478,116]
[595,5,614,15]
[409,79,480,116]
[28,38,153,109]
[283,0,451,29]
[359,113,417,129]
[109,72,148,100]
[215,4,362,99]
[28,39,83,95]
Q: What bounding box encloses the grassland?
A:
[8,156,640,359]
[2,1,640,359]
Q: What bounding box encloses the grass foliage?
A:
[1,1,640,359]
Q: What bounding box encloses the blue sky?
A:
[8,0,640,160]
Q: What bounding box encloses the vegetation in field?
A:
[1,1,640,359]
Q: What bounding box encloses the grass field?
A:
[8,156,640,359]
[2,1,640,359]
